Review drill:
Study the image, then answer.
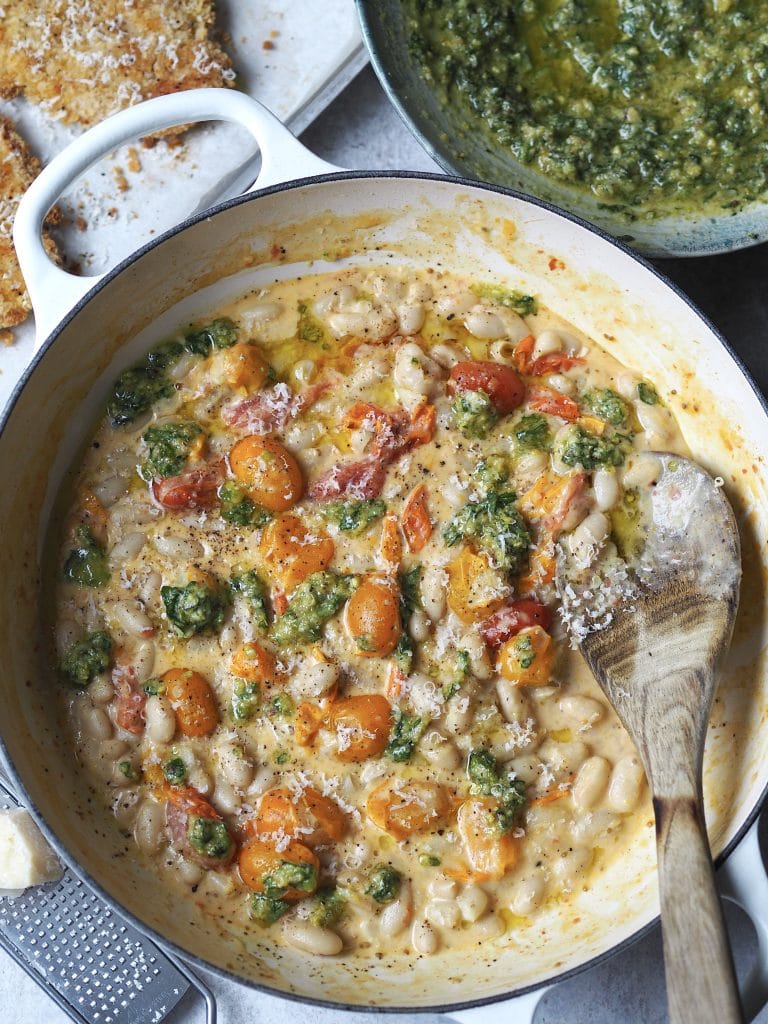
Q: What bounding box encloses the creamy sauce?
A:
[51,266,688,959]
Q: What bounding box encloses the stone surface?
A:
[3,61,768,1024]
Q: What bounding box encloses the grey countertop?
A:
[3,63,768,1024]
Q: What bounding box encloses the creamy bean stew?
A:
[53,267,684,958]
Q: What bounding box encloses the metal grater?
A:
[0,774,216,1024]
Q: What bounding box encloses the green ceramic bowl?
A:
[356,0,768,258]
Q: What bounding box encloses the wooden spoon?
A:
[556,452,742,1024]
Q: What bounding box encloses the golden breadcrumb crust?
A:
[0,116,60,335]
[0,0,235,127]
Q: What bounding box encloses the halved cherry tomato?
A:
[480,600,553,650]
[448,361,525,415]
[378,513,403,572]
[406,401,437,446]
[328,694,391,762]
[528,353,585,376]
[517,544,557,594]
[152,459,225,510]
[402,484,432,553]
[238,837,319,899]
[344,573,401,657]
[259,513,334,593]
[366,777,451,840]
[295,701,326,747]
[163,783,220,821]
[446,547,508,624]
[230,642,277,683]
[229,436,303,511]
[162,668,219,737]
[220,343,271,392]
[513,334,535,374]
[496,625,555,687]
[252,786,347,847]
[456,797,520,881]
[526,384,580,421]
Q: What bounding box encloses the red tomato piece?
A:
[152,459,225,510]
[448,361,525,415]
[528,353,586,376]
[480,600,553,650]
[526,385,580,421]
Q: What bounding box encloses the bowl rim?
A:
[2,168,767,1015]
[354,0,768,260]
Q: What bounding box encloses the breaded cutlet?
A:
[0,116,59,338]
[0,1,235,127]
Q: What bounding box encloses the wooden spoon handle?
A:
[655,794,743,1024]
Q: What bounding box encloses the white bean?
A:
[464,306,506,339]
[622,454,662,489]
[212,779,240,816]
[112,788,141,828]
[546,373,576,396]
[168,351,198,380]
[187,765,212,796]
[145,695,176,744]
[532,329,563,360]
[133,799,165,853]
[607,755,645,813]
[282,918,343,956]
[593,468,620,511]
[570,809,621,844]
[510,874,545,915]
[427,874,458,900]
[396,302,426,336]
[461,630,493,680]
[457,885,488,922]
[635,400,673,444]
[393,342,441,405]
[89,675,114,705]
[510,754,543,785]
[93,475,128,507]
[379,882,412,936]
[515,451,549,490]
[247,768,276,797]
[409,609,431,642]
[419,728,461,771]
[131,640,156,683]
[110,531,146,564]
[443,693,474,736]
[81,705,113,740]
[559,694,605,729]
[496,678,530,724]
[471,912,504,940]
[217,743,254,790]
[537,738,590,775]
[408,280,433,303]
[567,511,610,569]
[177,858,204,886]
[139,571,162,609]
[420,567,448,622]
[489,338,517,364]
[153,534,204,561]
[435,290,476,317]
[113,600,153,637]
[425,899,461,928]
[429,342,462,368]
[328,302,397,341]
[290,655,339,701]
[411,918,439,955]
[572,756,611,811]
[553,846,592,887]
[616,372,639,400]
[242,300,283,325]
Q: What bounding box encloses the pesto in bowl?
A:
[406,0,768,222]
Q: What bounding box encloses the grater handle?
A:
[163,948,217,1024]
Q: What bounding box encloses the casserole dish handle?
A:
[446,987,551,1024]
[13,88,338,344]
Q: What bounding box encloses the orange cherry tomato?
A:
[328,694,392,762]
[259,513,334,593]
[366,777,451,840]
[221,343,270,392]
[401,484,432,553]
[230,642,277,683]
[378,513,403,572]
[162,668,218,737]
[344,573,401,657]
[238,838,319,899]
[446,547,508,624]
[253,786,347,847]
[295,701,326,747]
[496,625,555,686]
[229,436,303,512]
[456,797,520,881]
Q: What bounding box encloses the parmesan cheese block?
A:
[0,808,63,889]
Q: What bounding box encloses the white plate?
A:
[0,0,365,406]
